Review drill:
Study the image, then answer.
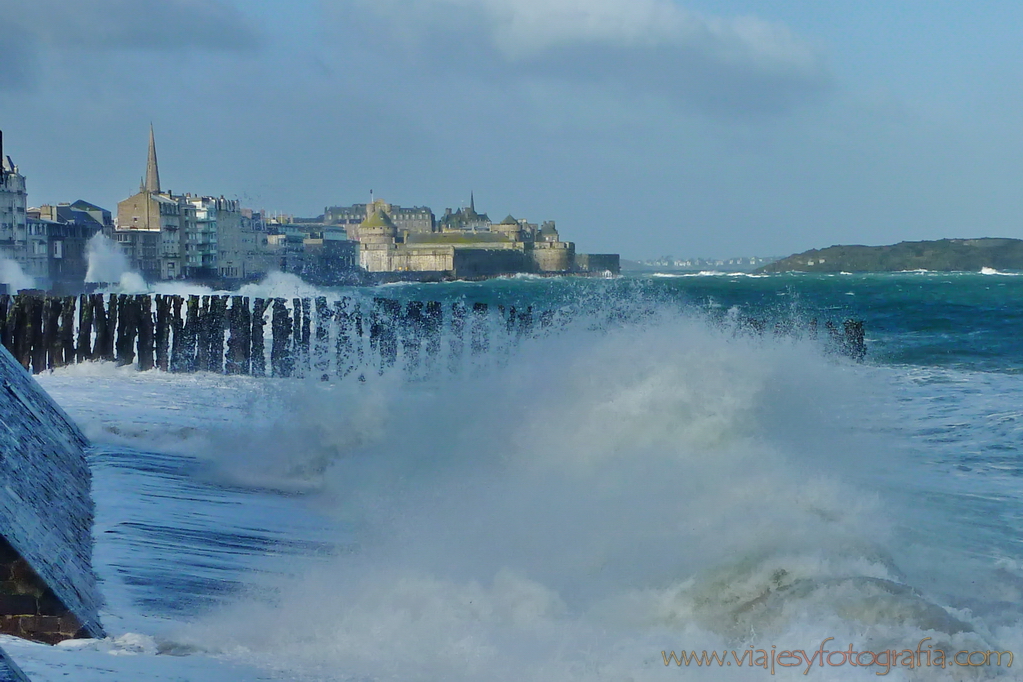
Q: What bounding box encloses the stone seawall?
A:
[0,343,104,644]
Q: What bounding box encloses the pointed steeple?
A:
[144,124,161,194]
[470,191,475,214]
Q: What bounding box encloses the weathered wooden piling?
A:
[29,296,46,373]
[402,301,425,373]
[538,309,555,333]
[195,296,210,372]
[333,298,355,378]
[59,296,76,367]
[250,297,268,377]
[93,295,110,361]
[207,296,227,374]
[181,295,199,373]
[424,301,442,374]
[314,297,330,378]
[9,295,28,369]
[136,295,155,371]
[843,320,866,362]
[0,295,10,355]
[470,302,489,356]
[449,301,466,373]
[116,295,139,367]
[76,294,93,362]
[169,296,185,372]
[371,298,400,374]
[226,296,250,375]
[43,297,62,370]
[299,298,311,377]
[271,298,293,378]
[154,295,170,371]
[517,306,533,338]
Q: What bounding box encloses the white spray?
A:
[0,258,35,292]
[85,233,149,292]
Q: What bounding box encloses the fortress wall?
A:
[531,242,575,272]
[453,249,528,279]
[575,254,620,274]
[390,246,455,273]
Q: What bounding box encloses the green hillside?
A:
[759,238,1023,273]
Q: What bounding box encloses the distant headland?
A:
[758,238,1023,273]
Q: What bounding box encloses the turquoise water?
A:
[28,271,1023,680]
[355,271,1023,372]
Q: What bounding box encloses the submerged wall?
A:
[0,344,103,643]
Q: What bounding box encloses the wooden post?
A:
[538,309,555,332]
[208,296,226,374]
[470,302,489,357]
[30,296,47,373]
[371,298,399,374]
[402,301,424,374]
[10,296,29,370]
[424,301,442,375]
[300,298,312,376]
[182,295,199,372]
[314,296,329,378]
[43,297,62,371]
[92,295,109,361]
[843,320,866,362]
[76,294,93,363]
[333,298,353,379]
[226,296,249,375]
[115,294,138,367]
[0,295,9,355]
[517,306,533,338]
[239,296,251,375]
[271,298,293,377]
[59,296,76,367]
[251,298,268,377]
[155,295,171,371]
[449,301,466,373]
[169,296,185,372]
[194,296,210,372]
[289,297,308,378]
[137,294,155,371]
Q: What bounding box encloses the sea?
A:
[4,269,1023,681]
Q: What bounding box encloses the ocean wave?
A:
[33,302,1023,680]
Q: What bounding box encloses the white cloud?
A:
[0,0,259,89]
[336,0,828,114]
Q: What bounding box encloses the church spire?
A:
[144,124,161,194]
[470,191,475,214]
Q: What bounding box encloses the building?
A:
[438,193,491,232]
[343,195,619,279]
[0,133,105,292]
[0,148,28,271]
[28,202,109,291]
[326,198,435,239]
[115,127,271,282]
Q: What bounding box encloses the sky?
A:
[2,1,1023,259]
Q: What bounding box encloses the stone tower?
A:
[141,124,160,194]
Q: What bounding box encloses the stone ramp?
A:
[0,344,103,644]
[0,648,30,682]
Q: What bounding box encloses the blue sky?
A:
[2,0,1023,259]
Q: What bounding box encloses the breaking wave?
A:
[40,297,1023,680]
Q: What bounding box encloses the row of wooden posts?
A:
[0,293,868,378]
[0,293,550,378]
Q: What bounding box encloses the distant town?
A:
[626,255,779,272]
[0,127,620,294]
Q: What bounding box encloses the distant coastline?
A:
[758,238,1023,273]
